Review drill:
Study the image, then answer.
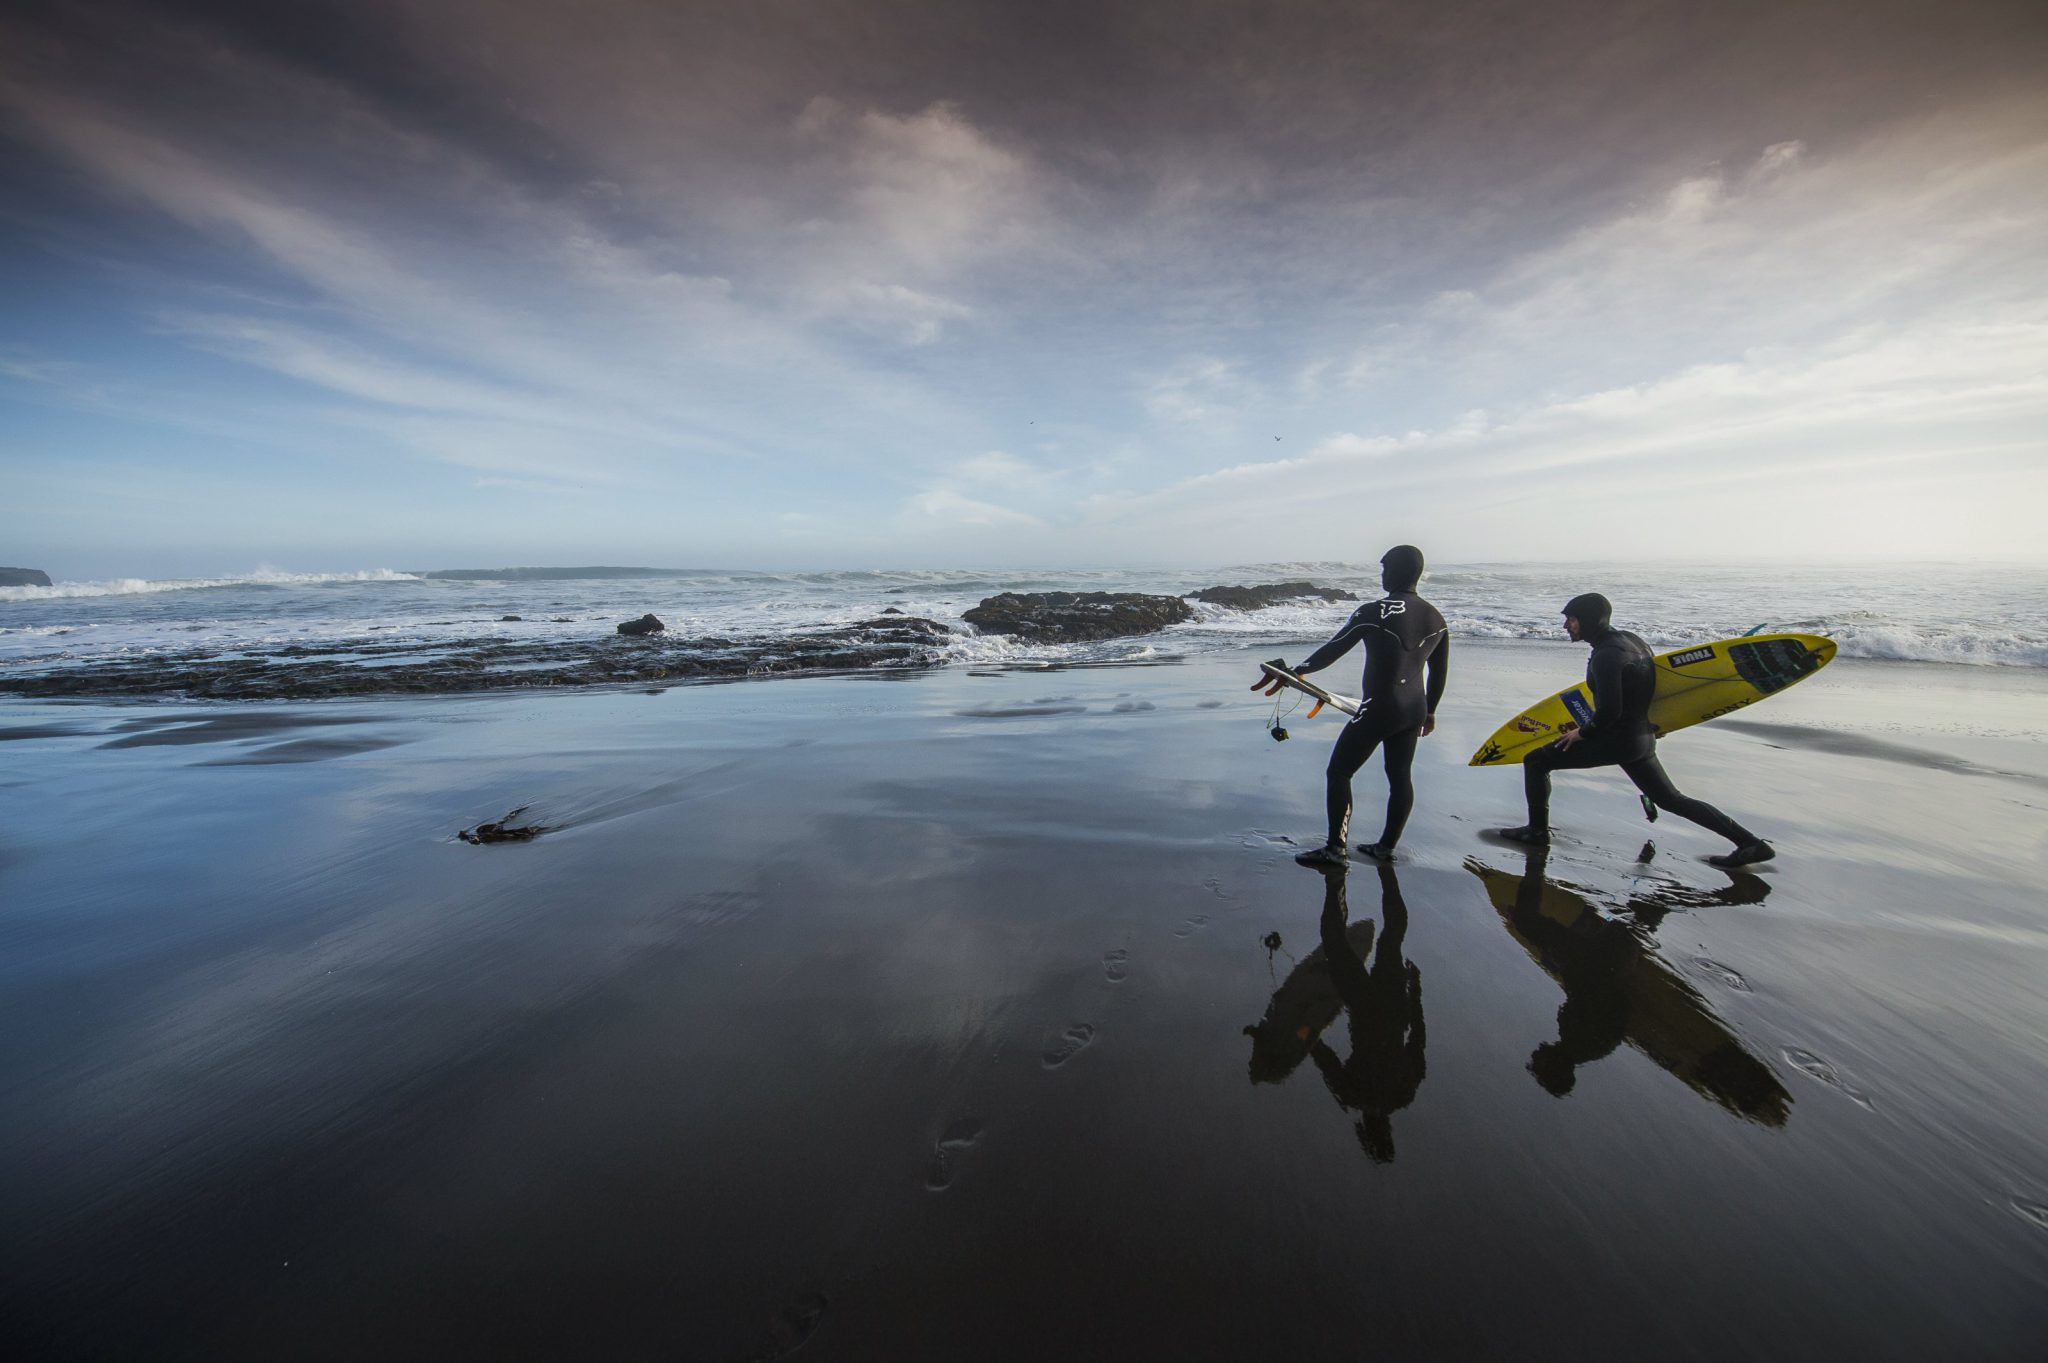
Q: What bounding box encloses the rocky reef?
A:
[1184,581,1356,609]
[0,617,956,701]
[962,591,1195,643]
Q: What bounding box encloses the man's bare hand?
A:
[1419,715,1436,738]
[1552,723,1582,752]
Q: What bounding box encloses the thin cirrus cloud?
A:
[0,0,2044,571]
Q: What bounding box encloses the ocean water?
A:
[2,561,2044,690]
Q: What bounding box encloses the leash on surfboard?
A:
[1266,687,1302,741]
[1252,657,1303,740]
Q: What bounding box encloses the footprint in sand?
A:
[1174,915,1210,938]
[1692,957,1751,991]
[1102,948,1129,983]
[1202,878,1233,900]
[924,1118,985,1192]
[1240,830,1299,851]
[1781,1047,1875,1110]
[753,1291,828,1360]
[1042,1023,1096,1069]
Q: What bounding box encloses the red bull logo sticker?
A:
[1513,716,1550,733]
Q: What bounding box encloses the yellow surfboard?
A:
[1469,632,1836,767]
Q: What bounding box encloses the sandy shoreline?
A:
[2,642,2044,1358]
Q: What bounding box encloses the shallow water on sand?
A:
[1,645,2044,1358]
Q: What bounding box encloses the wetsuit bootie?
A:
[1356,842,1397,862]
[1710,840,1775,868]
[1492,825,1550,847]
[1294,844,1350,869]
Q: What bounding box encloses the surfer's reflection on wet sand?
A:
[1466,851,1790,1125]
[1245,863,1426,1162]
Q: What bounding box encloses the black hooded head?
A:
[1380,545,1424,593]
[1562,592,1612,637]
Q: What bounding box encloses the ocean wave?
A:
[4,563,2044,673]
[1820,625,2048,668]
[1396,613,2048,667]
[0,569,422,602]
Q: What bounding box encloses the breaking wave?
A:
[0,569,421,602]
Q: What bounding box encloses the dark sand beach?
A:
[3,643,2045,1359]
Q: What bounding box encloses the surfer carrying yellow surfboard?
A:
[1270,545,1449,868]
[1493,594,1775,867]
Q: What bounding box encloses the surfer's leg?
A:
[1521,743,1563,831]
[1323,719,1382,848]
[1366,729,1419,854]
[1511,735,1625,838]
[1621,755,1766,857]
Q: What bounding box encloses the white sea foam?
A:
[0,569,421,602]
[3,562,2044,676]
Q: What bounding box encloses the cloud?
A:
[1145,357,1258,424]
[779,98,1063,342]
[905,488,1044,528]
[1086,305,2048,559]
[952,451,1042,485]
[0,351,83,385]
[797,99,1045,274]
[4,2,2045,566]
[1751,139,1807,179]
[825,280,973,345]
[0,44,990,484]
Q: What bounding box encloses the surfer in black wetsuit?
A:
[1275,545,1449,868]
[1494,593,1775,867]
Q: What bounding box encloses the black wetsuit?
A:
[1524,625,1756,844]
[1295,592,1449,849]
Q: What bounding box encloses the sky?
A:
[2,0,2045,577]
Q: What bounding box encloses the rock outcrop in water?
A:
[459,806,547,844]
[0,567,53,587]
[963,591,1194,642]
[0,617,957,701]
[616,613,665,636]
[1185,581,1356,609]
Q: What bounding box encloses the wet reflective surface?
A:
[2,647,2044,1358]
[1247,863,1427,1161]
[1469,852,1789,1124]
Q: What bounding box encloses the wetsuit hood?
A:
[1381,545,1424,593]
[1563,592,1612,639]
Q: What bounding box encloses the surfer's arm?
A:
[1292,614,1368,675]
[1573,646,1627,740]
[1421,633,1449,734]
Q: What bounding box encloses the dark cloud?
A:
[3,0,2044,564]
[10,0,2045,298]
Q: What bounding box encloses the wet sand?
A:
[2,644,2045,1359]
